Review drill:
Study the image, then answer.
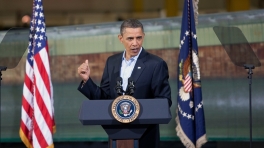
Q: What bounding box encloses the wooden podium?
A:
[79,99,171,148]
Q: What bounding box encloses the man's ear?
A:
[118,34,123,43]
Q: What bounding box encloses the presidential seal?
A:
[111,95,140,123]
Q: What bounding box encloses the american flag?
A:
[19,0,55,147]
[176,0,207,148]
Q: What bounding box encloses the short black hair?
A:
[120,19,144,35]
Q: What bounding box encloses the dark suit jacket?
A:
[78,48,171,148]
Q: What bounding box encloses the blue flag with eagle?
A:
[175,0,207,147]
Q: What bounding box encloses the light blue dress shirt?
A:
[120,48,142,92]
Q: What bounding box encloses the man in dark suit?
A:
[77,19,171,148]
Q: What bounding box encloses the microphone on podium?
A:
[115,77,124,96]
[127,77,135,96]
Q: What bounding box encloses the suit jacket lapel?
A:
[113,54,122,80]
[131,48,147,83]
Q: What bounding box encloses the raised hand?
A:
[78,59,90,82]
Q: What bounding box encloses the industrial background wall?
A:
[0,0,263,29]
[0,8,264,148]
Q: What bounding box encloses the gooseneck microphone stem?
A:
[116,77,124,96]
[127,79,135,96]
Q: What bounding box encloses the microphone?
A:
[115,77,123,96]
[127,77,135,96]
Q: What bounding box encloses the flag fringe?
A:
[53,125,56,134]
[175,110,207,148]
[175,110,195,148]
[47,144,54,148]
[196,134,207,148]
[192,0,199,25]
[19,128,33,148]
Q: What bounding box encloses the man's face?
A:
[118,27,145,60]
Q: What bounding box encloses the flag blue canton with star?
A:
[27,0,47,67]
[176,0,207,148]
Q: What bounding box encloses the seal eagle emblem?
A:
[111,95,140,123]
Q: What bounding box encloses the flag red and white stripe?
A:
[20,0,55,147]
[184,74,192,92]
